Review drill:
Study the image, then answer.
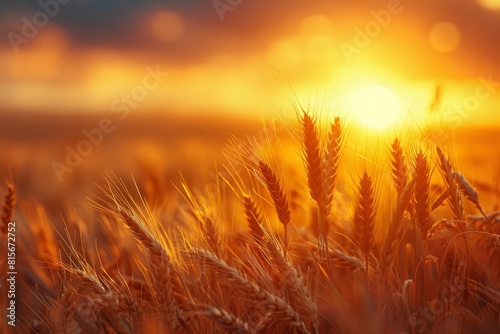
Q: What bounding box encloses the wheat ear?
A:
[53,276,79,334]
[391,139,416,264]
[427,219,465,239]
[380,180,414,274]
[390,138,408,197]
[301,112,324,203]
[430,187,452,212]
[453,171,499,234]
[242,194,265,242]
[324,117,342,215]
[192,248,310,333]
[200,215,223,257]
[301,112,329,264]
[319,117,343,280]
[263,239,319,332]
[353,171,376,288]
[414,150,431,246]
[259,160,291,251]
[200,305,255,334]
[119,210,184,331]
[301,112,339,276]
[436,147,465,221]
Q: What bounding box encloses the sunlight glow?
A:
[268,38,302,67]
[350,85,403,129]
[477,0,500,9]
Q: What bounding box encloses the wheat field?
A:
[1,109,499,334]
[2,1,500,333]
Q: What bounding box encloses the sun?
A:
[350,85,403,129]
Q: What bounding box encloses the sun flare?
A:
[350,85,403,129]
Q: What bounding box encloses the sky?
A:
[1,0,500,126]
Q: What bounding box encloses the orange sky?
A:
[1,0,500,127]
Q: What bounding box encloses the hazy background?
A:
[1,0,500,118]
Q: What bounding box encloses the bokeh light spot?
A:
[429,22,461,53]
[150,11,185,42]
